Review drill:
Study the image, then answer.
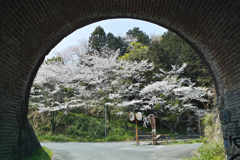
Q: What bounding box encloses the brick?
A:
[1,0,240,159]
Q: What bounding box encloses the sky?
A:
[46,18,168,59]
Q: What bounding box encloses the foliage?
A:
[31,46,156,134]
[184,110,225,160]
[29,108,135,142]
[146,40,169,72]
[147,31,212,87]
[54,38,89,65]
[78,48,153,121]
[30,60,83,133]
[140,64,211,133]
[88,27,212,87]
[32,45,212,136]
[185,140,225,160]
[106,33,128,57]
[45,56,64,64]
[88,26,107,52]
[126,27,151,46]
[118,41,148,62]
[201,110,223,144]
[140,125,187,135]
[88,26,129,56]
[32,26,215,143]
[161,139,203,145]
[26,146,53,160]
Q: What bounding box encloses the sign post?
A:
[149,114,157,145]
[129,112,142,145]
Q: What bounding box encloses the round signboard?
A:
[136,112,142,121]
[129,112,135,121]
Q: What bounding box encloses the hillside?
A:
[28,107,136,142]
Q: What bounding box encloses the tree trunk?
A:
[124,121,128,130]
[107,108,111,122]
[51,112,56,134]
[85,106,87,115]
[52,123,55,134]
[170,128,174,134]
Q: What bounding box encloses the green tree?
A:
[146,31,212,87]
[45,57,64,64]
[106,33,128,57]
[126,27,151,46]
[88,26,107,52]
[118,41,148,62]
[147,40,170,70]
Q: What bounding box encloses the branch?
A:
[149,109,170,128]
[55,113,66,128]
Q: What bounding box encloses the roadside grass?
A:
[183,109,226,160]
[29,108,135,142]
[161,138,203,145]
[28,107,187,142]
[147,138,204,146]
[26,146,53,160]
[183,140,225,160]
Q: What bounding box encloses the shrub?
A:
[41,126,51,131]
[185,109,226,160]
[201,110,223,143]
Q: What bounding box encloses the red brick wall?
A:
[1,0,240,159]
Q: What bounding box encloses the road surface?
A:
[41,142,202,160]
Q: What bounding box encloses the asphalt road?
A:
[41,142,202,160]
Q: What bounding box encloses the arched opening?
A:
[28,20,216,158]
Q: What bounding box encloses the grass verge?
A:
[160,139,203,145]
[27,146,53,160]
[184,140,225,160]
[183,109,226,160]
[29,109,135,142]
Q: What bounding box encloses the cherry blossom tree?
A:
[140,63,211,133]
[52,38,89,65]
[30,60,85,133]
[32,44,211,135]
[105,58,154,128]
[77,47,154,121]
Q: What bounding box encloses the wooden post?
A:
[136,119,139,145]
[154,115,157,144]
[150,115,157,145]
[149,115,154,144]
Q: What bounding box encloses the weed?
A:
[184,109,226,160]
[29,109,135,142]
[26,146,53,160]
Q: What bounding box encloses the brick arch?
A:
[1,1,240,159]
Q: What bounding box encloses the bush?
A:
[194,139,203,143]
[41,126,51,131]
[201,111,223,143]
[197,140,225,160]
[32,111,135,142]
[185,109,226,160]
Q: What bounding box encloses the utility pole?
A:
[135,118,139,145]
[105,103,107,141]
[198,115,201,136]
